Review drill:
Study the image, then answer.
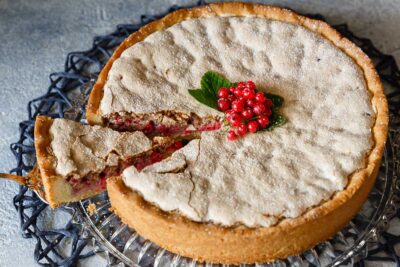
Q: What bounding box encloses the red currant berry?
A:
[231,100,245,112]
[225,109,235,120]
[237,81,246,88]
[150,152,163,163]
[248,121,259,133]
[257,115,270,128]
[264,108,272,116]
[156,124,167,134]
[246,81,256,90]
[174,141,184,149]
[100,178,107,189]
[217,87,229,98]
[255,92,266,103]
[233,87,243,97]
[229,86,236,93]
[114,115,123,125]
[143,121,155,134]
[229,113,242,127]
[237,124,248,136]
[253,103,266,115]
[265,98,273,108]
[246,99,256,107]
[242,88,256,99]
[227,130,237,141]
[218,98,230,111]
[227,94,236,102]
[237,96,246,102]
[241,108,254,120]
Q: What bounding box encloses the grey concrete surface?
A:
[0,0,399,266]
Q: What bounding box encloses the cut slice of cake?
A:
[33,116,185,208]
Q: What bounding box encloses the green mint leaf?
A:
[265,93,284,108]
[201,71,234,96]
[188,89,218,110]
[265,112,287,131]
[188,71,234,111]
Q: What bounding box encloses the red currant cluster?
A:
[217,81,273,141]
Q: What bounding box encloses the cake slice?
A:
[1,116,190,207]
[33,116,151,207]
[32,116,187,208]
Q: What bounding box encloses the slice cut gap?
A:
[103,111,222,137]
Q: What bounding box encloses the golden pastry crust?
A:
[34,116,60,208]
[98,2,388,264]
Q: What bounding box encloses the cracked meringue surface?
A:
[117,16,374,227]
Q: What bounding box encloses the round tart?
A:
[88,2,388,264]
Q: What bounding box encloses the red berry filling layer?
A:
[103,111,221,137]
[66,140,187,196]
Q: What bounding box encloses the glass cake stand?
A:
[74,130,399,267]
